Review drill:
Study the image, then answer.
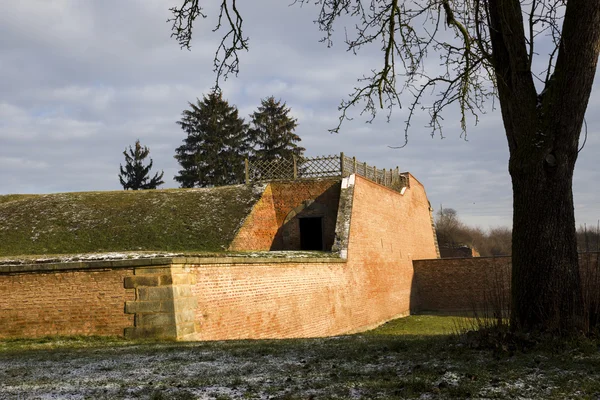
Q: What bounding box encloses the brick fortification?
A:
[0,174,439,340]
[189,174,438,340]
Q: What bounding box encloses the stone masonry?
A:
[124,266,198,340]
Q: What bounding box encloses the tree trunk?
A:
[487,0,600,334]
[509,142,583,333]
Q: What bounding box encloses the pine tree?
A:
[118,140,164,190]
[174,91,250,187]
[249,96,304,161]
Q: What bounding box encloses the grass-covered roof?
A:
[0,185,264,256]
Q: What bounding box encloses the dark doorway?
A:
[299,217,323,250]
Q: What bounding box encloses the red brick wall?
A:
[230,180,341,251]
[189,175,439,340]
[413,253,600,314]
[187,261,351,339]
[0,269,135,338]
[230,184,279,251]
[412,257,511,313]
[343,175,439,325]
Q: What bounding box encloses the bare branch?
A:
[168,0,206,50]
[169,0,249,89]
[167,0,567,143]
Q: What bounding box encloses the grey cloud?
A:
[0,0,598,230]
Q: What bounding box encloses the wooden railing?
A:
[245,152,409,192]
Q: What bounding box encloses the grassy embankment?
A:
[0,185,263,257]
[1,315,599,399]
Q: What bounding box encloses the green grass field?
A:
[1,315,599,399]
[0,185,263,257]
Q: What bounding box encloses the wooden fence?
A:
[245,152,409,192]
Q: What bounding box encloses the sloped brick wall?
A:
[229,184,279,251]
[342,175,439,327]
[230,180,340,251]
[187,260,349,340]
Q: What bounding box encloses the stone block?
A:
[176,309,196,324]
[138,286,174,301]
[174,297,198,311]
[170,274,191,285]
[125,300,172,314]
[174,286,192,297]
[124,276,159,289]
[158,274,173,285]
[136,312,176,327]
[176,323,196,338]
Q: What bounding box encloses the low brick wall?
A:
[412,257,511,314]
[184,258,350,340]
[0,265,136,338]
[412,252,600,314]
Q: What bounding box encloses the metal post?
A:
[340,152,345,177]
[364,162,367,179]
[373,166,377,183]
[383,169,387,186]
[353,157,357,173]
[245,158,250,184]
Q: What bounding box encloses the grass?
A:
[2,315,600,399]
[0,185,263,257]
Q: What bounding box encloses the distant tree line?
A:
[435,208,512,257]
[436,208,600,257]
[577,224,600,253]
[118,90,304,190]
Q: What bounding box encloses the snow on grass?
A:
[3,327,600,399]
[0,249,339,267]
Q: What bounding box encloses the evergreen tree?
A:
[174,91,250,187]
[118,140,164,190]
[250,96,304,161]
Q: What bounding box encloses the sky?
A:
[1,0,599,230]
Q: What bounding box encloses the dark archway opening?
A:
[299,217,323,250]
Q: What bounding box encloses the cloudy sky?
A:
[1,0,599,229]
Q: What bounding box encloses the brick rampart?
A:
[0,174,439,340]
[188,175,439,340]
[0,267,135,338]
[343,175,439,323]
[186,259,348,339]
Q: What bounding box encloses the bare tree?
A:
[169,0,600,334]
